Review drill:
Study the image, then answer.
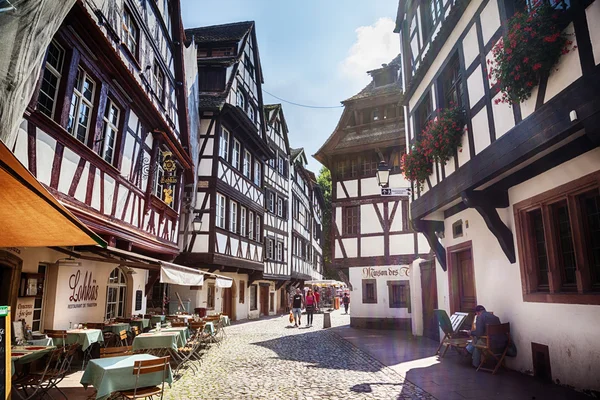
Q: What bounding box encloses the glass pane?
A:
[555,205,577,286]
[33,321,40,331]
[67,95,78,132]
[120,270,126,284]
[108,287,117,302]
[531,210,549,287]
[584,194,600,286]
[33,310,41,320]
[83,77,94,101]
[34,298,43,308]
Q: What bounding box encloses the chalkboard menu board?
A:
[135,290,143,311]
[0,306,9,400]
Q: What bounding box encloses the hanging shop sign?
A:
[160,151,178,206]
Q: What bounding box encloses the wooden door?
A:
[260,286,269,316]
[420,261,439,341]
[222,287,232,318]
[456,249,477,312]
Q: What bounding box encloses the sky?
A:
[181,0,401,173]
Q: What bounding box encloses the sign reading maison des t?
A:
[68,269,99,309]
[362,266,410,279]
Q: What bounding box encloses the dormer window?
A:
[197,48,209,58]
[213,47,234,57]
[372,108,379,121]
[237,90,246,110]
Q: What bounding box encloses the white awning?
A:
[160,261,204,286]
[216,277,233,288]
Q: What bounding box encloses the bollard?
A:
[323,312,331,329]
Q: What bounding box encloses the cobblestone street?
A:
[164,311,433,400]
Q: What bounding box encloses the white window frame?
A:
[240,207,247,237]
[38,41,65,118]
[100,99,120,164]
[254,160,261,186]
[276,241,283,261]
[255,215,261,242]
[232,139,241,169]
[152,61,165,103]
[230,200,238,233]
[267,238,274,259]
[278,156,285,175]
[277,198,283,217]
[68,67,96,144]
[105,267,127,320]
[154,150,165,199]
[216,193,226,229]
[243,150,251,178]
[237,89,246,110]
[122,8,138,55]
[220,128,230,161]
[268,192,274,213]
[248,211,254,240]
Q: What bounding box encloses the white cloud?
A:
[340,18,400,89]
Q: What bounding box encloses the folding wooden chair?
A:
[119,330,129,347]
[118,356,170,399]
[46,330,68,348]
[100,346,133,358]
[475,323,511,374]
[131,326,140,337]
[171,321,186,327]
[434,310,472,357]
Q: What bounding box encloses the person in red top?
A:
[305,289,317,327]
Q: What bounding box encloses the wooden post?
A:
[1,306,11,400]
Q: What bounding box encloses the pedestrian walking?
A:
[305,289,317,327]
[342,293,350,314]
[290,288,304,327]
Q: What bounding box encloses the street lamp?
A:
[192,213,203,232]
[376,161,390,188]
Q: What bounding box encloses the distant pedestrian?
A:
[305,289,317,327]
[342,293,350,314]
[314,288,320,308]
[290,288,304,327]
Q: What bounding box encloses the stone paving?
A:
[163,311,434,399]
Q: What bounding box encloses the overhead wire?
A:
[263,89,343,109]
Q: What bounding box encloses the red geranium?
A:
[401,141,432,191]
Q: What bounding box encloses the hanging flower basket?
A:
[489,1,575,105]
[401,141,432,191]
[420,106,465,165]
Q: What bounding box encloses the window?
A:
[243,150,251,178]
[99,100,120,164]
[362,154,378,177]
[441,54,463,108]
[371,108,380,121]
[38,41,64,118]
[232,139,241,169]
[388,281,410,308]
[350,159,358,178]
[106,267,127,320]
[267,238,274,259]
[67,67,96,143]
[239,281,245,304]
[198,68,226,91]
[415,92,433,139]
[268,192,274,213]
[249,284,257,310]
[384,105,397,119]
[337,160,347,179]
[219,128,230,160]
[255,216,261,242]
[240,207,247,236]
[515,172,600,304]
[254,160,261,186]
[230,200,238,233]
[343,206,359,235]
[216,193,226,229]
[32,265,47,331]
[420,0,435,41]
[152,61,165,103]
[249,105,255,122]
[207,283,215,309]
[236,90,246,110]
[212,47,235,57]
[276,241,283,261]
[278,156,285,176]
[154,151,164,199]
[122,8,139,56]
[244,53,255,77]
[248,211,254,240]
[277,198,283,217]
[362,279,377,304]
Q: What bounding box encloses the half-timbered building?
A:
[4,0,194,330]
[290,148,324,284]
[396,0,600,391]
[315,58,430,330]
[177,21,276,320]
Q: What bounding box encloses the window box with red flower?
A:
[419,106,465,165]
[401,141,433,191]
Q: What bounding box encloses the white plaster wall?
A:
[434,148,600,391]
[471,108,490,155]
[58,147,80,195]
[389,233,414,255]
[361,236,384,257]
[480,0,500,45]
[345,180,358,198]
[35,129,55,186]
[457,132,470,167]
[342,238,358,258]
[491,91,515,139]
[544,24,581,103]
[462,22,479,68]
[336,182,347,199]
[361,177,380,196]
[388,174,411,189]
[14,125,29,169]
[417,233,431,254]
[390,208,403,232]
[360,204,383,234]
[587,0,600,65]
[467,68,485,107]
[409,258,428,336]
[349,265,412,320]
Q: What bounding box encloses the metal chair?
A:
[118,356,170,399]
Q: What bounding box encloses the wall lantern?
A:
[192,213,203,233]
[376,161,390,188]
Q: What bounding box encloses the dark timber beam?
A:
[275,280,287,291]
[248,271,263,287]
[145,270,159,295]
[412,220,446,271]
[461,190,516,263]
[582,112,600,147]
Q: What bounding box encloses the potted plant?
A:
[401,141,433,191]
[420,106,465,164]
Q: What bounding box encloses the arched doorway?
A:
[105,267,127,320]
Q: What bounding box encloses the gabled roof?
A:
[264,103,291,156]
[186,21,254,44]
[343,54,403,103]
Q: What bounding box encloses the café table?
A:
[28,336,53,346]
[53,329,104,351]
[81,354,173,400]
[11,345,55,376]
[129,318,150,331]
[132,331,180,352]
[149,315,166,325]
[148,326,189,348]
[102,322,131,334]
[204,321,215,336]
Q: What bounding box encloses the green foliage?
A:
[419,106,465,164]
[317,166,336,279]
[401,141,433,191]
